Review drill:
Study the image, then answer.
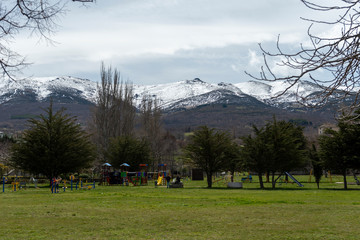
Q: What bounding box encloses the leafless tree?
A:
[139,94,163,166]
[0,0,94,80]
[89,63,135,161]
[247,0,360,115]
[0,135,15,171]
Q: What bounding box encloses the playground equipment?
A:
[128,164,148,186]
[139,164,148,185]
[81,179,96,190]
[51,176,62,193]
[2,176,7,192]
[213,175,231,185]
[241,173,252,183]
[51,176,95,193]
[157,175,163,186]
[101,163,112,185]
[156,164,167,186]
[353,172,360,185]
[12,181,19,191]
[284,172,304,187]
[120,163,130,186]
[70,175,75,190]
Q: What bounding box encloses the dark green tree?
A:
[241,126,268,189]
[107,136,152,172]
[183,126,233,188]
[319,119,360,190]
[242,117,307,189]
[223,141,242,182]
[264,118,307,188]
[10,102,95,182]
[309,144,322,189]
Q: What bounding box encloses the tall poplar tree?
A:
[89,63,135,161]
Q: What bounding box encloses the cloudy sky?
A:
[12,0,331,85]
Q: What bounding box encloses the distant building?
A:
[318,123,339,135]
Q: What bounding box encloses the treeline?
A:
[184,113,360,189]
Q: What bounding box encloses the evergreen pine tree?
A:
[319,118,360,190]
[241,126,269,189]
[309,144,322,189]
[11,101,95,182]
[107,136,152,172]
[242,117,307,189]
[183,126,234,188]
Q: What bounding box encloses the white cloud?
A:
[248,50,261,66]
[10,0,318,84]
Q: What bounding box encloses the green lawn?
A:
[1,176,360,239]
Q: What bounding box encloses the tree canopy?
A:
[106,136,152,172]
[183,126,236,188]
[241,126,270,189]
[10,101,95,180]
[319,116,360,189]
[242,118,307,188]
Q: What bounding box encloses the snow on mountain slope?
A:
[133,78,246,109]
[235,81,272,100]
[0,76,324,110]
[0,76,97,104]
[235,80,323,104]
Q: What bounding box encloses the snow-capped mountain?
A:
[133,78,250,110]
[0,76,324,110]
[235,80,323,106]
[0,76,97,104]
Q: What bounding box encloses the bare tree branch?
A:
[0,0,94,81]
[89,63,135,162]
[247,0,360,116]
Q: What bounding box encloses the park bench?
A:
[169,182,183,188]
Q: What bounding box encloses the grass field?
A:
[1,175,360,239]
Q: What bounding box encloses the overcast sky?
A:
[12,0,331,85]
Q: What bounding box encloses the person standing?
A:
[165,175,171,188]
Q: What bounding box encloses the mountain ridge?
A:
[0,76,324,111]
[0,76,339,135]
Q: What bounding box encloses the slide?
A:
[284,172,304,187]
[157,176,163,186]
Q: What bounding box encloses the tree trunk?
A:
[231,170,234,182]
[258,172,264,189]
[316,181,320,189]
[343,169,348,190]
[207,172,212,188]
[272,172,276,189]
[266,171,270,183]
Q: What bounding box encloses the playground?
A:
[1,175,360,239]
